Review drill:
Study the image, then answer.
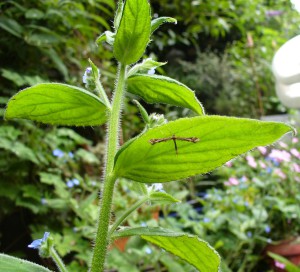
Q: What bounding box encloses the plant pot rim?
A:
[265,236,300,257]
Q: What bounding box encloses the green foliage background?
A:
[1,0,300,271]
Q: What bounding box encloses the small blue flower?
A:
[247,231,252,238]
[265,225,271,233]
[68,152,74,159]
[72,178,80,186]
[91,181,97,186]
[82,67,92,83]
[28,232,50,249]
[66,180,74,188]
[244,201,249,207]
[41,198,47,205]
[266,167,273,173]
[203,217,210,223]
[203,194,210,200]
[52,149,64,158]
[140,222,147,227]
[145,247,152,254]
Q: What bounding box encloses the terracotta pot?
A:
[111,208,160,252]
[265,237,300,272]
[112,237,129,252]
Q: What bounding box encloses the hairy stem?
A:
[50,247,68,272]
[90,63,127,272]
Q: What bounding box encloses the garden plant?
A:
[0,0,296,271]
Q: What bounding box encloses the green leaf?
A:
[132,99,150,124]
[0,17,23,38]
[113,0,124,31]
[5,83,107,126]
[151,17,177,33]
[25,33,61,46]
[25,9,44,19]
[76,148,100,164]
[96,31,115,46]
[42,48,69,80]
[149,191,180,204]
[0,140,39,164]
[88,59,100,80]
[268,252,300,272]
[113,227,220,272]
[39,172,69,198]
[1,69,46,87]
[113,0,151,64]
[0,254,52,272]
[127,74,204,115]
[127,58,167,78]
[114,116,293,183]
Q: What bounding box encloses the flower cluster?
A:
[224,137,300,187]
[66,178,80,188]
[52,149,74,159]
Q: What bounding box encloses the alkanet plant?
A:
[1,0,295,271]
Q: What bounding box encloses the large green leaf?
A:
[127,74,204,115]
[113,227,220,272]
[114,116,293,183]
[0,254,52,272]
[113,0,151,64]
[5,83,107,126]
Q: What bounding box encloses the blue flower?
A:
[68,152,74,159]
[203,217,210,223]
[145,247,152,254]
[265,225,271,233]
[247,231,252,238]
[72,178,80,186]
[66,180,74,188]
[52,149,64,158]
[41,198,47,205]
[28,232,50,249]
[82,67,92,83]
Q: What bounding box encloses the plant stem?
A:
[50,247,68,272]
[248,43,264,118]
[95,77,111,110]
[109,196,149,237]
[90,63,127,272]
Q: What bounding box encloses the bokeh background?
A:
[1,1,300,271]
